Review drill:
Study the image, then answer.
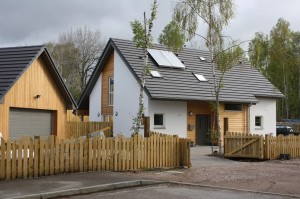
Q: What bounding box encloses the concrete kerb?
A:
[5,180,166,199]
[170,181,300,199]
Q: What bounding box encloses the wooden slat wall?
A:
[187,102,212,144]
[187,102,248,144]
[67,121,113,138]
[101,52,114,116]
[0,57,68,140]
[0,133,191,181]
[67,110,89,122]
[219,104,248,141]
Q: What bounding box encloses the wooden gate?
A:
[224,132,264,159]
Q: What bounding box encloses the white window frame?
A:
[108,77,114,106]
[255,116,263,129]
[154,113,165,129]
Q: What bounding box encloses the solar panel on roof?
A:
[161,50,185,69]
[148,49,172,67]
[148,49,185,69]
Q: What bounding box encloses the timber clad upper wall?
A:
[101,52,114,116]
[219,104,248,134]
[0,57,67,140]
[0,46,42,100]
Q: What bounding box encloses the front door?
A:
[196,114,211,145]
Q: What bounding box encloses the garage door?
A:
[9,108,53,139]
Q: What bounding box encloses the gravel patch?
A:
[124,147,300,195]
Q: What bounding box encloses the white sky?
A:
[0,0,299,49]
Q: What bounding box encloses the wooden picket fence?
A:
[224,132,264,159]
[0,133,191,181]
[265,134,300,159]
[224,132,300,160]
[67,121,113,138]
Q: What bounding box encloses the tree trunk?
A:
[136,12,149,134]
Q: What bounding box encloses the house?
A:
[0,45,76,140]
[77,38,283,145]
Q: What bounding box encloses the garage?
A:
[9,108,53,139]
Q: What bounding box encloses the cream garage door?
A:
[9,108,53,139]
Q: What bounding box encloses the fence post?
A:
[265,134,269,160]
[144,117,150,137]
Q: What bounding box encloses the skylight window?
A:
[194,73,208,82]
[150,70,162,78]
[199,56,206,61]
[148,49,185,69]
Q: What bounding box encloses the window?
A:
[194,73,208,82]
[154,113,165,128]
[150,70,162,78]
[224,103,242,111]
[255,116,263,129]
[108,77,114,106]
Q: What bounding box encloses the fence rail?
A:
[224,132,300,160]
[0,133,191,181]
[67,121,113,138]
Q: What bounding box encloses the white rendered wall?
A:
[114,51,148,137]
[250,97,276,135]
[148,100,187,138]
[89,74,102,121]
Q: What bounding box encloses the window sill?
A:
[154,126,166,129]
[255,127,263,130]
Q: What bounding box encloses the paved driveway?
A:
[190,146,240,168]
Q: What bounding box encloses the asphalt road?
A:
[59,184,296,199]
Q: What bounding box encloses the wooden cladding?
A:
[219,103,248,134]
[187,101,248,145]
[0,57,67,140]
[101,52,114,116]
[187,102,212,144]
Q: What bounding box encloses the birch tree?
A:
[174,0,243,154]
[158,20,186,52]
[130,0,158,134]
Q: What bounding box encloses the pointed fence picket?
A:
[0,133,191,181]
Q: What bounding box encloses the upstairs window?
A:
[224,103,242,111]
[108,77,114,106]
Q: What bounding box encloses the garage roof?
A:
[0,45,76,109]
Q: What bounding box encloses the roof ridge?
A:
[0,45,44,50]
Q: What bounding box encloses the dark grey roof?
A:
[78,38,283,109]
[0,45,76,109]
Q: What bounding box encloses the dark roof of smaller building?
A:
[78,38,284,110]
[0,45,76,109]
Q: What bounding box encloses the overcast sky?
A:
[0,0,300,49]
